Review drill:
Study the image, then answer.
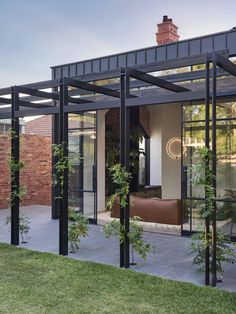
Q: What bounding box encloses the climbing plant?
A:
[106,163,132,210]
[189,147,236,279]
[5,214,31,243]
[104,163,152,264]
[5,128,31,243]
[68,207,89,253]
[52,142,80,198]
[103,216,152,264]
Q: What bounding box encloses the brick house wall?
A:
[25,115,52,137]
[105,106,150,136]
[0,133,52,209]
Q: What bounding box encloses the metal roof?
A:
[51,28,236,80]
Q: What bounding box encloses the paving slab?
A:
[0,205,236,292]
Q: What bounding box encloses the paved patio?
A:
[0,205,236,292]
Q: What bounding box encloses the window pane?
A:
[216,120,236,200]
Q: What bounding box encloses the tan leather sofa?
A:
[111,196,181,225]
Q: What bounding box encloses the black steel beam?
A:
[66,77,120,98]
[126,67,190,93]
[0,78,61,96]
[67,97,94,105]
[16,86,59,100]
[1,88,236,120]
[11,87,19,246]
[214,51,236,77]
[15,106,59,117]
[0,97,11,104]
[19,67,226,103]
[19,100,54,108]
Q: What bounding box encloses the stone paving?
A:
[0,205,236,292]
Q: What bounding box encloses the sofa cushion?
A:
[111,196,181,225]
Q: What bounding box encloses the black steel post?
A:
[124,74,130,268]
[120,71,125,268]
[11,86,20,245]
[120,70,130,268]
[211,56,217,287]
[204,57,210,286]
[79,129,84,215]
[59,79,69,256]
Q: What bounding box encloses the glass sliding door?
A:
[181,101,236,239]
[68,112,97,223]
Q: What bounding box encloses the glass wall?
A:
[182,101,236,238]
[68,112,97,222]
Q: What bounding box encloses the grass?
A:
[0,244,235,314]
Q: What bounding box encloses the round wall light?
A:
[166,137,181,159]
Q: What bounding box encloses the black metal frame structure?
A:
[180,51,236,287]
[0,36,236,287]
[204,51,236,287]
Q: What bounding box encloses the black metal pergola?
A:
[1,50,236,287]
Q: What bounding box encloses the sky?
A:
[0,0,236,87]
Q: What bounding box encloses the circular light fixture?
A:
[166,137,181,159]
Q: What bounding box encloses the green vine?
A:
[5,128,30,243]
[7,128,27,206]
[52,143,80,198]
[190,227,236,276]
[191,147,215,219]
[189,147,236,277]
[5,214,31,243]
[103,217,152,263]
[106,163,132,210]
[68,207,89,253]
[104,163,152,264]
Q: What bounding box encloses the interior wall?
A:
[148,103,181,199]
[149,107,162,186]
[97,110,107,213]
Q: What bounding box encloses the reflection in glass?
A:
[68,113,96,220]
[182,102,236,236]
[216,120,236,200]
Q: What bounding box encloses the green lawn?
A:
[0,244,235,314]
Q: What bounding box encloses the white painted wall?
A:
[96,110,107,213]
[149,106,162,185]
[148,103,181,199]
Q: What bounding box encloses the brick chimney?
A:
[156,15,179,45]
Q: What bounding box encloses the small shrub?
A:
[68,208,89,253]
[190,228,236,276]
[104,216,152,264]
[5,214,31,243]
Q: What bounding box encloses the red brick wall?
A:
[105,107,150,136]
[25,115,52,136]
[139,106,150,136]
[105,108,120,131]
[0,134,52,209]
[0,134,10,208]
